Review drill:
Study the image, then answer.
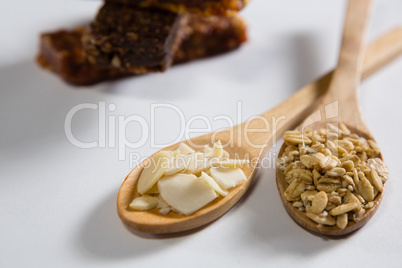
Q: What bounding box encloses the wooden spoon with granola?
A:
[276,0,388,236]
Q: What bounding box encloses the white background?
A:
[1,0,402,267]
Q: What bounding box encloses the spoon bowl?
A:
[276,121,385,236]
[117,135,258,234]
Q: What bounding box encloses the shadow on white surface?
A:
[75,190,186,260]
[97,31,326,102]
[290,32,326,92]
[0,60,108,152]
[98,50,249,100]
[240,148,342,256]
[75,164,263,260]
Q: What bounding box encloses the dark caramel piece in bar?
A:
[175,15,247,63]
[37,28,124,85]
[84,3,188,74]
[107,0,250,16]
[37,16,247,85]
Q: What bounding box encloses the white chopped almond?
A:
[203,145,212,155]
[137,151,171,194]
[199,172,228,196]
[210,167,247,190]
[157,196,171,215]
[165,153,198,176]
[336,213,348,229]
[158,174,218,215]
[129,195,159,211]
[205,141,223,158]
[306,213,336,226]
[175,143,195,155]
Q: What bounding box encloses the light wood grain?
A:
[117,24,402,234]
[321,0,372,131]
[277,0,385,236]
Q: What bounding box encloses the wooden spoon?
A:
[117,26,402,234]
[276,0,381,236]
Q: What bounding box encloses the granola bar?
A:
[37,15,247,85]
[37,28,124,85]
[83,2,189,74]
[175,15,247,63]
[106,0,250,16]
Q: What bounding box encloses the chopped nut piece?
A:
[312,169,321,187]
[300,155,317,169]
[326,167,346,177]
[328,195,342,205]
[353,168,360,185]
[317,178,341,192]
[334,139,354,152]
[283,131,312,145]
[129,195,159,210]
[342,174,355,186]
[293,201,303,208]
[357,175,375,202]
[341,160,354,172]
[367,158,389,182]
[370,169,384,192]
[315,153,338,169]
[111,55,121,68]
[306,213,336,226]
[301,190,318,202]
[353,192,366,203]
[284,179,305,201]
[310,191,328,214]
[365,201,375,209]
[325,140,338,155]
[286,169,312,179]
[353,208,366,221]
[337,213,348,229]
[339,123,351,135]
[284,163,295,175]
[300,173,313,184]
[330,203,359,216]
[367,140,381,155]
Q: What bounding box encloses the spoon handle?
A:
[240,26,402,160]
[362,27,402,78]
[324,0,373,126]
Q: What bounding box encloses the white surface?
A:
[1,0,402,267]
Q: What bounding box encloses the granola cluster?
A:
[277,123,388,229]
